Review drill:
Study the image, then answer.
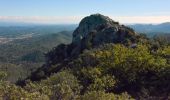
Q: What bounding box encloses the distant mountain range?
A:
[128,22,170,34]
[0,21,77,27]
[0,21,41,26]
[0,21,170,35]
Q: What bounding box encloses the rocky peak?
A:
[72,14,119,44]
[28,14,139,81]
[47,14,137,65]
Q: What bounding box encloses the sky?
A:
[0,0,170,24]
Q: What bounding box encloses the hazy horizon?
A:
[0,0,170,24]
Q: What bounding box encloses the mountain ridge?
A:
[129,22,170,33]
[28,14,145,81]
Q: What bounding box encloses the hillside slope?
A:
[29,14,146,81]
[0,31,72,82]
[0,31,72,63]
[24,14,170,99]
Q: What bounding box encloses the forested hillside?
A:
[0,31,72,63]
[0,26,73,83]
[0,14,169,99]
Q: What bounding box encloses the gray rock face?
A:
[72,14,136,48]
[72,14,120,44]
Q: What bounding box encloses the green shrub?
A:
[80,91,133,100]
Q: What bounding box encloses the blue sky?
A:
[0,0,170,24]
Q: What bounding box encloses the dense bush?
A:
[0,69,132,99]
[68,44,170,98]
[0,39,169,99]
[80,91,133,100]
[24,70,82,99]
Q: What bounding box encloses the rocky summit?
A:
[72,14,136,45]
[45,14,138,66]
[72,14,120,44]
